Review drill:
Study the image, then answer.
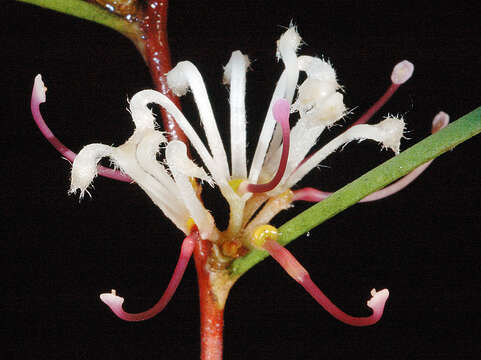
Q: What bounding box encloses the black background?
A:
[3,1,481,359]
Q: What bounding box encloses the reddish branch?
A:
[140,1,188,144]
[31,1,221,357]
[140,5,223,356]
[141,4,222,357]
[194,238,224,360]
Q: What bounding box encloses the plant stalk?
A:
[140,1,188,144]
[194,238,225,360]
[142,4,221,357]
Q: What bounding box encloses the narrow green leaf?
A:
[230,106,481,277]
[17,0,139,38]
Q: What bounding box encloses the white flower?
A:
[30,25,427,326]
[66,26,407,249]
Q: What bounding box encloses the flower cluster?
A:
[31,26,447,326]
[70,27,406,240]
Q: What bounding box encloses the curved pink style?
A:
[240,99,291,194]
[292,187,330,202]
[349,60,414,128]
[293,111,450,203]
[31,75,131,183]
[263,238,389,326]
[350,83,400,128]
[295,61,414,171]
[99,231,198,321]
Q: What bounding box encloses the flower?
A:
[70,26,405,240]
[31,26,447,326]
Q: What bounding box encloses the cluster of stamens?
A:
[30,26,449,326]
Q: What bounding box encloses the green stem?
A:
[17,0,140,39]
[230,106,481,277]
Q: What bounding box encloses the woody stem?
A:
[194,238,225,360]
[140,0,188,144]
[142,3,220,356]
[141,4,220,355]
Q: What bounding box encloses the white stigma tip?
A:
[99,291,124,307]
[391,60,414,85]
[367,288,390,310]
[33,74,47,103]
[432,111,450,133]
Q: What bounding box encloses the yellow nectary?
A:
[251,225,279,248]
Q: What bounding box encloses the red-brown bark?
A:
[132,2,225,357]
[140,0,188,143]
[194,238,225,360]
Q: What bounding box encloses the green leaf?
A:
[17,0,140,39]
[230,106,481,277]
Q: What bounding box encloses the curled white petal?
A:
[293,56,344,127]
[248,71,287,184]
[267,26,302,154]
[262,57,345,188]
[128,90,239,213]
[297,55,338,84]
[167,141,213,186]
[136,131,179,194]
[292,78,337,112]
[113,140,190,233]
[250,26,301,184]
[224,51,249,179]
[69,111,188,232]
[167,61,230,179]
[276,25,301,102]
[69,144,114,198]
[264,88,345,187]
[129,92,159,131]
[285,116,405,189]
[298,91,346,127]
[372,116,405,154]
[166,141,217,240]
[130,92,215,176]
[276,25,302,60]
[165,67,190,96]
[223,51,250,85]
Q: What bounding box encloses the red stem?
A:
[142,3,224,357]
[141,1,188,144]
[141,8,223,355]
[194,238,224,360]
